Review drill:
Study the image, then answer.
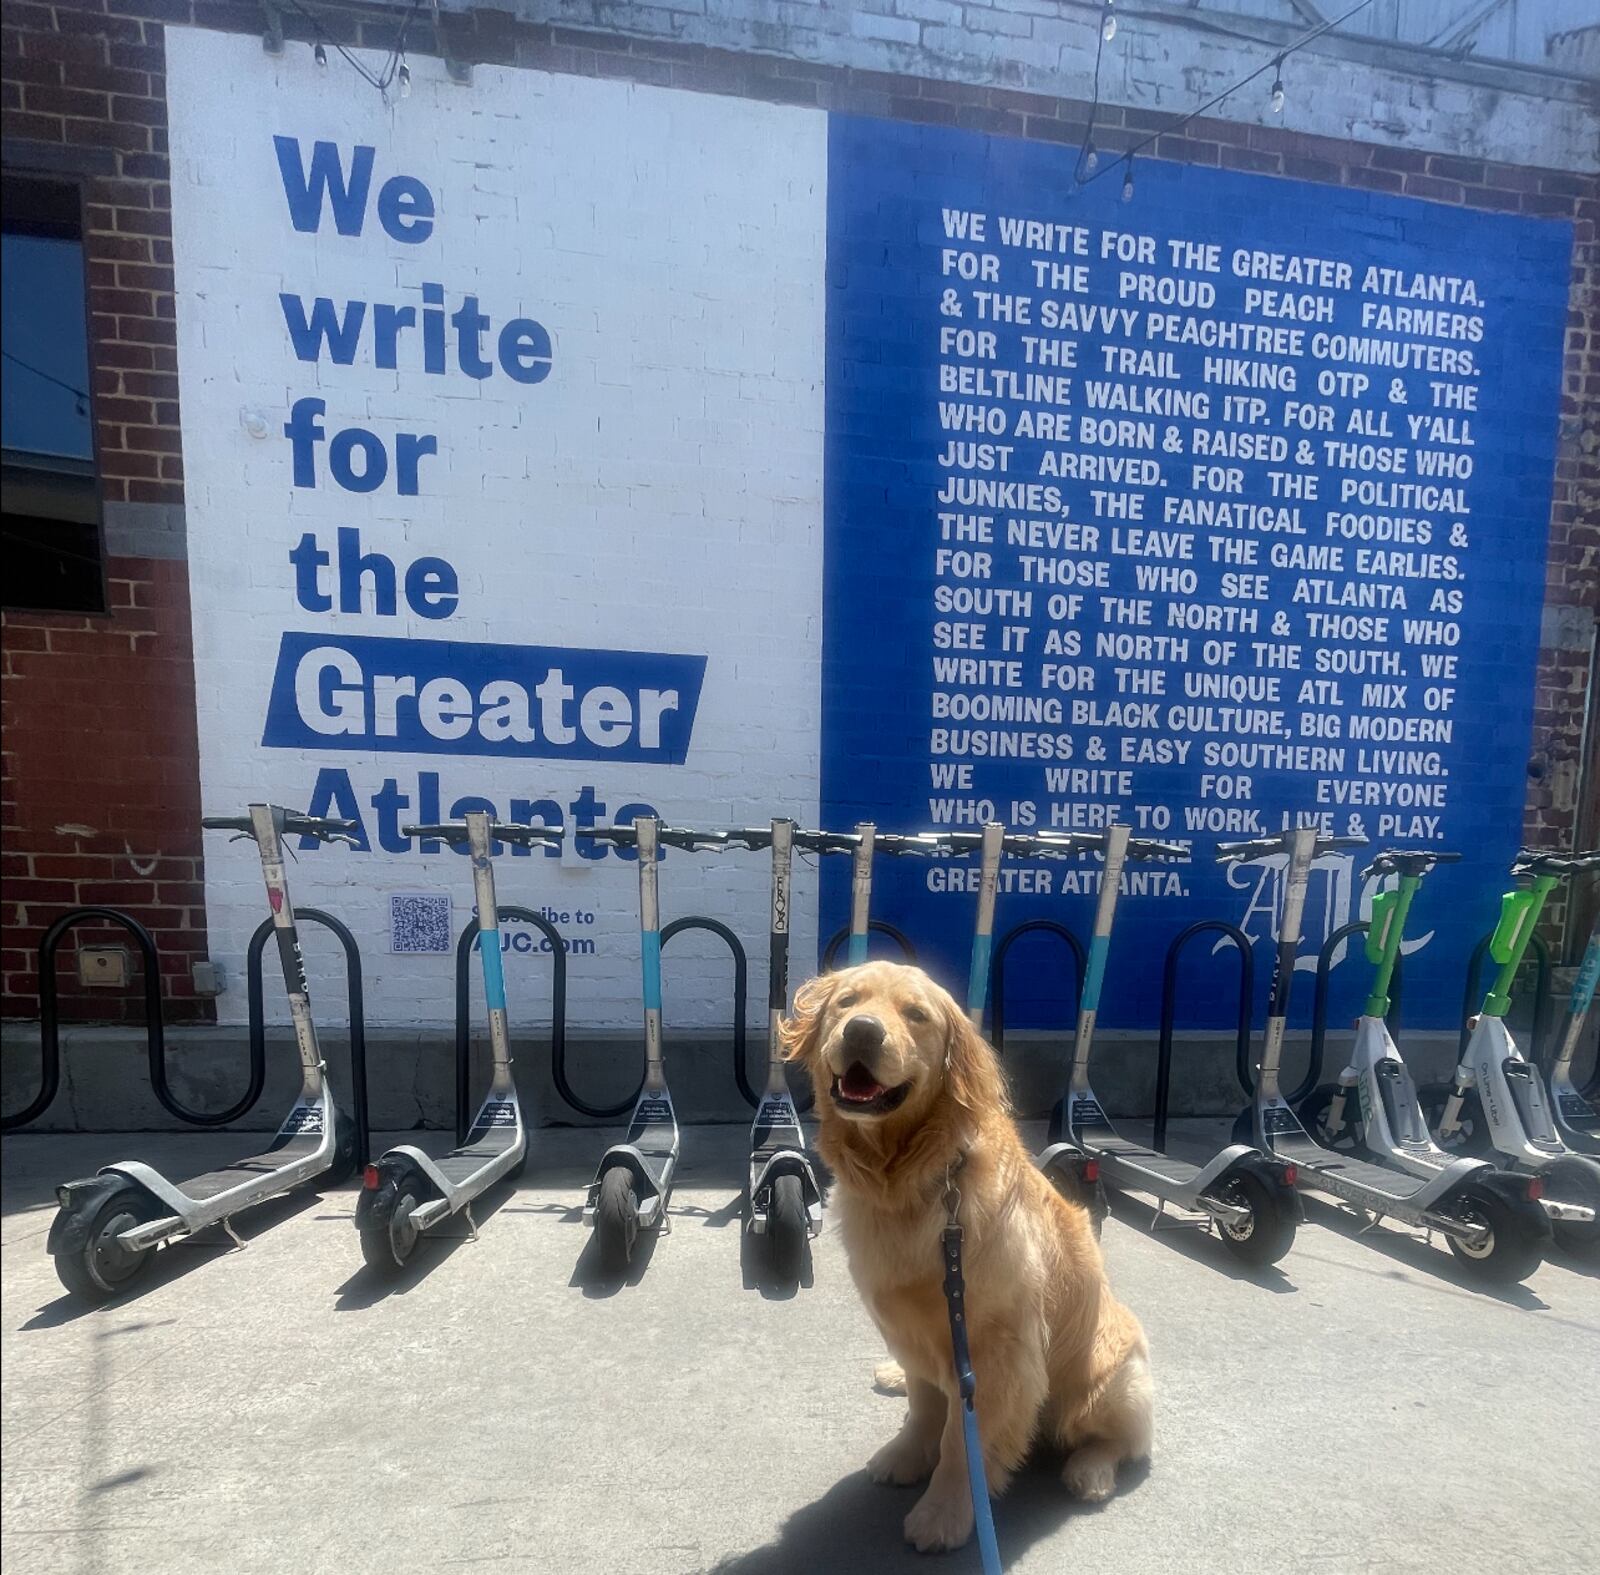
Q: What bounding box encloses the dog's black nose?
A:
[841,1013,886,1052]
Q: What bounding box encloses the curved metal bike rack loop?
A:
[1458,930,1552,1065]
[456,907,570,1135]
[820,921,918,972]
[6,908,179,1131]
[249,908,371,1163]
[660,915,752,1108]
[1154,921,1255,1154]
[1290,920,1407,1110]
[989,920,1087,1056]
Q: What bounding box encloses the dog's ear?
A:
[939,988,1010,1116]
[781,971,838,1065]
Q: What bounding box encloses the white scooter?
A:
[1431,848,1600,1255]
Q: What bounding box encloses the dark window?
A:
[2,173,105,614]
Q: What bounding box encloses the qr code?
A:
[390,892,453,955]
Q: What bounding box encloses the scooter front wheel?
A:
[54,1186,160,1302]
[1296,1087,1365,1155]
[767,1172,810,1284]
[359,1172,426,1276]
[1418,1084,1491,1157]
[1545,1159,1600,1258]
[1446,1186,1544,1283]
[1213,1172,1296,1267]
[595,1166,639,1273]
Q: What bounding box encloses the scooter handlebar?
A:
[203,811,360,844]
[573,824,730,851]
[402,821,564,849]
[1361,848,1462,879]
[1511,847,1600,878]
[1216,832,1368,864]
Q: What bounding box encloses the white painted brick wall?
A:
[458,0,1598,171]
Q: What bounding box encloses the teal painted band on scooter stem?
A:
[848,932,869,967]
[641,929,663,1012]
[1081,934,1110,1013]
[477,928,507,1011]
[967,932,993,1013]
[1574,930,1600,1015]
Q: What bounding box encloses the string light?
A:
[313,41,327,69]
[1102,0,1117,44]
[1120,158,1135,202]
[399,57,411,97]
[1083,141,1099,174]
[1076,0,1376,191]
[284,0,422,101]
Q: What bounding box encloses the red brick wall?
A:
[2,0,1596,1026]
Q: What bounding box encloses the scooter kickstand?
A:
[222,1216,247,1252]
[464,1202,479,1243]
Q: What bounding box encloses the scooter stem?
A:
[1362,872,1418,1019]
[767,818,795,1096]
[1553,922,1599,1076]
[847,822,876,967]
[466,811,513,1075]
[1070,824,1130,1075]
[1259,828,1319,1086]
[636,817,665,1092]
[250,803,324,1095]
[967,823,1005,1029]
[1483,873,1559,1017]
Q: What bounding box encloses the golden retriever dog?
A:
[782,960,1152,1553]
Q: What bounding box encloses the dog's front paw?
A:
[1062,1444,1120,1503]
[904,1485,975,1553]
[868,1432,937,1486]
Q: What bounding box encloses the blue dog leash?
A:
[942,1163,1003,1575]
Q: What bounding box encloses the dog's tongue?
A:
[839,1062,886,1102]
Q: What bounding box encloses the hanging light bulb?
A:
[1270,58,1286,114]
[1084,141,1099,174]
[313,40,328,70]
[1121,160,1134,203]
[1102,1,1117,44]
[398,57,411,98]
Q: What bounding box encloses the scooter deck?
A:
[1093,1132,1203,1188]
[1275,1131,1437,1201]
[434,1132,516,1185]
[172,1133,326,1202]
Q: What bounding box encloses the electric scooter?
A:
[1431,848,1600,1254]
[48,805,362,1301]
[355,813,563,1274]
[1229,827,1551,1282]
[576,816,729,1272]
[1035,825,1303,1265]
[1302,846,1564,1277]
[723,819,841,1281]
[1548,920,1599,1156]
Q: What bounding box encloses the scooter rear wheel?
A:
[768,1172,810,1284]
[1214,1172,1296,1267]
[1446,1186,1544,1283]
[595,1166,639,1273]
[359,1172,426,1276]
[1546,1160,1600,1258]
[54,1186,160,1302]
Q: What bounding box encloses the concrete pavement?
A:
[3,1123,1597,1575]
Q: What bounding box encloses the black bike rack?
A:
[661,916,753,1108]
[1458,930,1552,1065]
[989,920,1087,1055]
[248,908,371,1164]
[455,907,569,1135]
[1153,921,1256,1154]
[820,921,917,971]
[1289,920,1407,1109]
[5,909,171,1131]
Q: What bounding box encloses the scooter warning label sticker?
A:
[281,1104,324,1136]
[468,1100,518,1137]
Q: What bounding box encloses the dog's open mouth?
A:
[831,1061,912,1115]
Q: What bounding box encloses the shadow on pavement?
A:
[1296,1195,1549,1309]
[1101,1193,1298,1294]
[704,1452,1150,1574]
[567,1216,664,1297]
[22,1190,321,1329]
